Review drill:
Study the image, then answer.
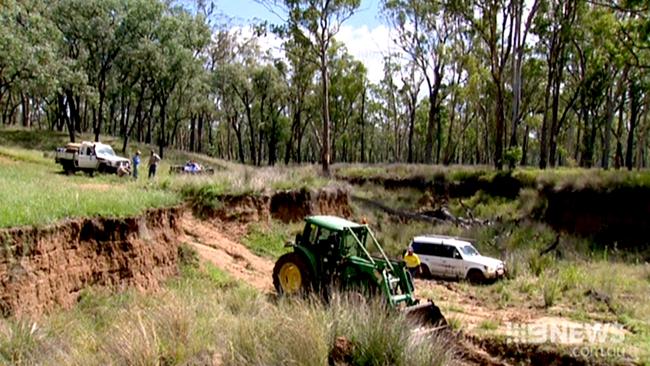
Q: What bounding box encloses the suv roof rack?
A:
[417,234,475,243]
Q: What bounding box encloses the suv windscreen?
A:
[460,245,479,256]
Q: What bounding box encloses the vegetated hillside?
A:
[336,164,650,249]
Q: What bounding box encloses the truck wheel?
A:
[63,163,74,175]
[467,269,486,284]
[273,253,313,295]
[420,264,432,279]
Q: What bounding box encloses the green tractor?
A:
[272,215,446,325]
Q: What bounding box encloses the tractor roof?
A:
[305,215,362,232]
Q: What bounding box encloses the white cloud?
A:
[229,24,401,85]
[335,24,401,84]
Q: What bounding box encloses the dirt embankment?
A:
[340,172,650,248]
[541,186,650,248]
[337,173,524,199]
[210,185,353,223]
[0,207,182,318]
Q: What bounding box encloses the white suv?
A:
[409,235,505,283]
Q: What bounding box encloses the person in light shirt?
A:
[403,246,421,279]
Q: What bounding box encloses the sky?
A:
[213,0,396,83]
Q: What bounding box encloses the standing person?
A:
[132,150,141,179]
[403,247,421,280]
[148,150,161,179]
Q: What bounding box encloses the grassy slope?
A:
[0,146,179,228]
[0,262,458,366]
[335,163,650,190]
[0,128,333,227]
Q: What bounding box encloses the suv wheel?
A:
[467,269,486,284]
[420,264,432,279]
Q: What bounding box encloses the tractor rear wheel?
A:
[273,253,313,296]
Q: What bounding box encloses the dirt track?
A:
[178,213,274,292]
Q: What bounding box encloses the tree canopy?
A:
[1,0,648,170]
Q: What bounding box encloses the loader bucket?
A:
[404,300,447,327]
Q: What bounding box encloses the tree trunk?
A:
[189,114,196,152]
[244,98,255,165]
[21,93,30,128]
[626,80,640,170]
[158,96,167,158]
[602,84,614,169]
[406,90,415,164]
[548,66,564,167]
[321,61,331,175]
[521,124,529,165]
[94,79,106,142]
[197,113,204,153]
[494,82,505,170]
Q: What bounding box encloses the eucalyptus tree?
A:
[328,44,367,162]
[533,0,580,168]
[383,0,453,164]
[280,35,318,164]
[398,59,423,164]
[263,0,361,174]
[0,0,60,129]
[448,0,520,169]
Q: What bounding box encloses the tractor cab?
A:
[274,216,419,309]
[273,215,446,325]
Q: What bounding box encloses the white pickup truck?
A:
[55,141,131,175]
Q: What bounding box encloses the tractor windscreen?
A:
[341,227,369,258]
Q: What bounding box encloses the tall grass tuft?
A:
[543,277,561,308]
[0,320,53,365]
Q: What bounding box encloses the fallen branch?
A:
[539,233,561,256]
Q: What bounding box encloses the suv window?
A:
[413,242,444,257]
[439,244,457,259]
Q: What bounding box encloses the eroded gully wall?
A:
[0,207,182,318]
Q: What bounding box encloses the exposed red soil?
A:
[210,185,353,223]
[178,213,274,292]
[0,207,182,318]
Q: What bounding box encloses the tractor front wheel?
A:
[273,253,313,296]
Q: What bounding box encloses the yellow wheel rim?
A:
[279,263,302,294]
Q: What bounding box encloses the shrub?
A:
[447,317,463,332]
[478,319,500,331]
[543,278,561,308]
[178,243,200,268]
[504,147,522,169]
[529,254,556,277]
[242,221,298,259]
[180,182,227,217]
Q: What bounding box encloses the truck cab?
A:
[55,141,130,175]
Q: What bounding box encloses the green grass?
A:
[0,142,336,227]
[477,319,500,331]
[0,264,459,366]
[0,147,179,228]
[335,163,650,192]
[242,221,302,259]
